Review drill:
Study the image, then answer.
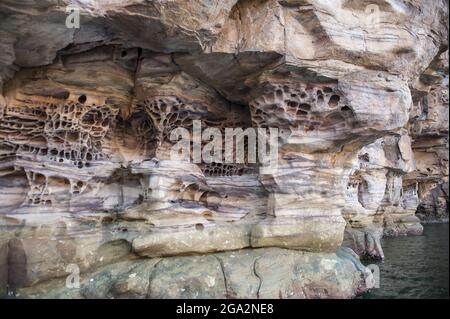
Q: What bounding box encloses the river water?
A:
[362,223,449,299]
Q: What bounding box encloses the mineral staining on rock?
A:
[0,0,448,298]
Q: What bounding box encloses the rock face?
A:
[0,0,448,298]
[16,247,371,299]
[407,51,449,223]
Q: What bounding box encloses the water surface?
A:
[362,223,449,299]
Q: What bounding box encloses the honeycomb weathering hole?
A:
[328,95,340,107]
[78,95,87,104]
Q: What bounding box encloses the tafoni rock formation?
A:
[0,0,448,299]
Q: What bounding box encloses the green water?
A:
[362,223,449,299]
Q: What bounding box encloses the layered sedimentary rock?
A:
[15,247,371,299]
[407,51,449,223]
[0,0,448,298]
[342,132,423,258]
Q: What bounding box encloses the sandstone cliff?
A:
[0,0,448,298]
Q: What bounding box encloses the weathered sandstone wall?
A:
[0,0,448,298]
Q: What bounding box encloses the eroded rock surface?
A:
[0,0,448,298]
[15,247,372,299]
[407,51,449,223]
